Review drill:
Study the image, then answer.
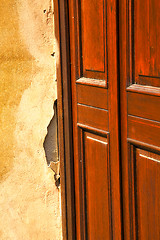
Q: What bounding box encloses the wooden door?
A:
[68,0,121,239]
[120,0,160,239]
[55,0,160,239]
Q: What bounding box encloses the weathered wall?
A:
[0,0,62,239]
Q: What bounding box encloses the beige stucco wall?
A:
[0,0,62,239]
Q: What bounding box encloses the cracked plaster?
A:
[0,0,62,239]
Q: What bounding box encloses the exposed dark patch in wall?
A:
[43,99,58,165]
[43,99,60,188]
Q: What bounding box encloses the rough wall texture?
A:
[0,0,62,239]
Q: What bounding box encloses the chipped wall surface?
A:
[0,0,62,239]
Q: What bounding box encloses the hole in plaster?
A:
[43,100,60,188]
[51,52,55,57]
[43,9,46,13]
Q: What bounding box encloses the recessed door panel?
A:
[81,0,106,79]
[136,149,160,240]
[120,0,160,238]
[135,0,160,86]
[77,84,108,109]
[68,0,121,239]
[80,131,111,240]
[128,115,160,148]
[57,0,160,239]
[129,147,160,239]
[127,0,160,87]
[77,104,109,131]
[127,91,160,122]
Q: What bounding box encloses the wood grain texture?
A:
[107,1,122,238]
[129,147,160,240]
[54,1,76,239]
[68,0,121,239]
[56,0,160,239]
[119,0,130,238]
[135,0,160,86]
[135,148,160,240]
[68,0,82,238]
[128,92,160,122]
[81,0,106,79]
[57,0,121,239]
[137,76,160,88]
[127,84,160,96]
[77,83,108,109]
[126,0,160,87]
[120,0,160,239]
[78,104,109,131]
[76,78,106,88]
[83,132,111,240]
[128,115,160,148]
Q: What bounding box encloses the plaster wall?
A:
[0,0,62,239]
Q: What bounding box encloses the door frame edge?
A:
[54,0,76,239]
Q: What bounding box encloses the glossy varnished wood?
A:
[56,0,160,239]
[76,78,106,88]
[120,0,160,239]
[135,149,160,240]
[128,92,160,122]
[77,104,109,131]
[77,83,108,109]
[135,0,160,87]
[127,84,160,96]
[107,1,122,238]
[54,1,67,238]
[54,0,76,239]
[81,0,107,79]
[128,145,160,240]
[128,115,160,148]
[68,0,121,239]
[83,132,111,239]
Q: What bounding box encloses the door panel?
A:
[81,0,106,79]
[57,0,160,239]
[127,91,160,122]
[128,146,160,240]
[120,0,160,239]
[81,131,111,240]
[128,115,160,148]
[77,84,108,109]
[135,0,160,87]
[68,0,121,239]
[77,104,109,131]
[127,0,160,87]
[135,149,160,240]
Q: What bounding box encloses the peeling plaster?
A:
[0,0,62,239]
[44,100,58,167]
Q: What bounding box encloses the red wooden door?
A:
[68,0,121,239]
[120,0,160,239]
[57,0,160,239]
